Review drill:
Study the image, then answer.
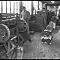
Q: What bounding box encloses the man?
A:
[20,6,31,33]
[20,6,32,43]
[42,8,47,28]
[20,6,30,23]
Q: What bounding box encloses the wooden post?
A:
[10,1,11,13]
[6,1,7,13]
[41,1,43,11]
[19,1,23,14]
[1,1,3,13]
[45,3,47,10]
[38,1,39,10]
[19,1,20,16]
[31,1,33,15]
[19,1,23,17]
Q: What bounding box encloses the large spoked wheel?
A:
[6,40,17,59]
[6,34,24,59]
[0,24,17,59]
[0,19,28,59]
[0,24,10,43]
[0,24,10,59]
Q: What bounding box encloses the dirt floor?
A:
[1,30,60,59]
[22,32,60,59]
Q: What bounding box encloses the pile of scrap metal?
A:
[0,13,31,59]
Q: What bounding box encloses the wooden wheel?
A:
[0,24,10,43]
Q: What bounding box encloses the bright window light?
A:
[51,1,54,3]
[22,1,31,15]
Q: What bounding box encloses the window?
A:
[11,1,14,13]
[39,1,42,11]
[33,1,38,14]
[0,1,42,14]
[22,1,31,15]
[0,1,1,13]
[7,1,10,13]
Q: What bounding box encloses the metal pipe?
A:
[38,1,39,9]
[2,18,16,21]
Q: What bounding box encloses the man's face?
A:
[43,9,45,12]
[22,8,26,11]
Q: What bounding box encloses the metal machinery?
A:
[41,29,53,45]
[0,13,30,59]
[41,21,55,45]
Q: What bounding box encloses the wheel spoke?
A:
[6,41,16,55]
